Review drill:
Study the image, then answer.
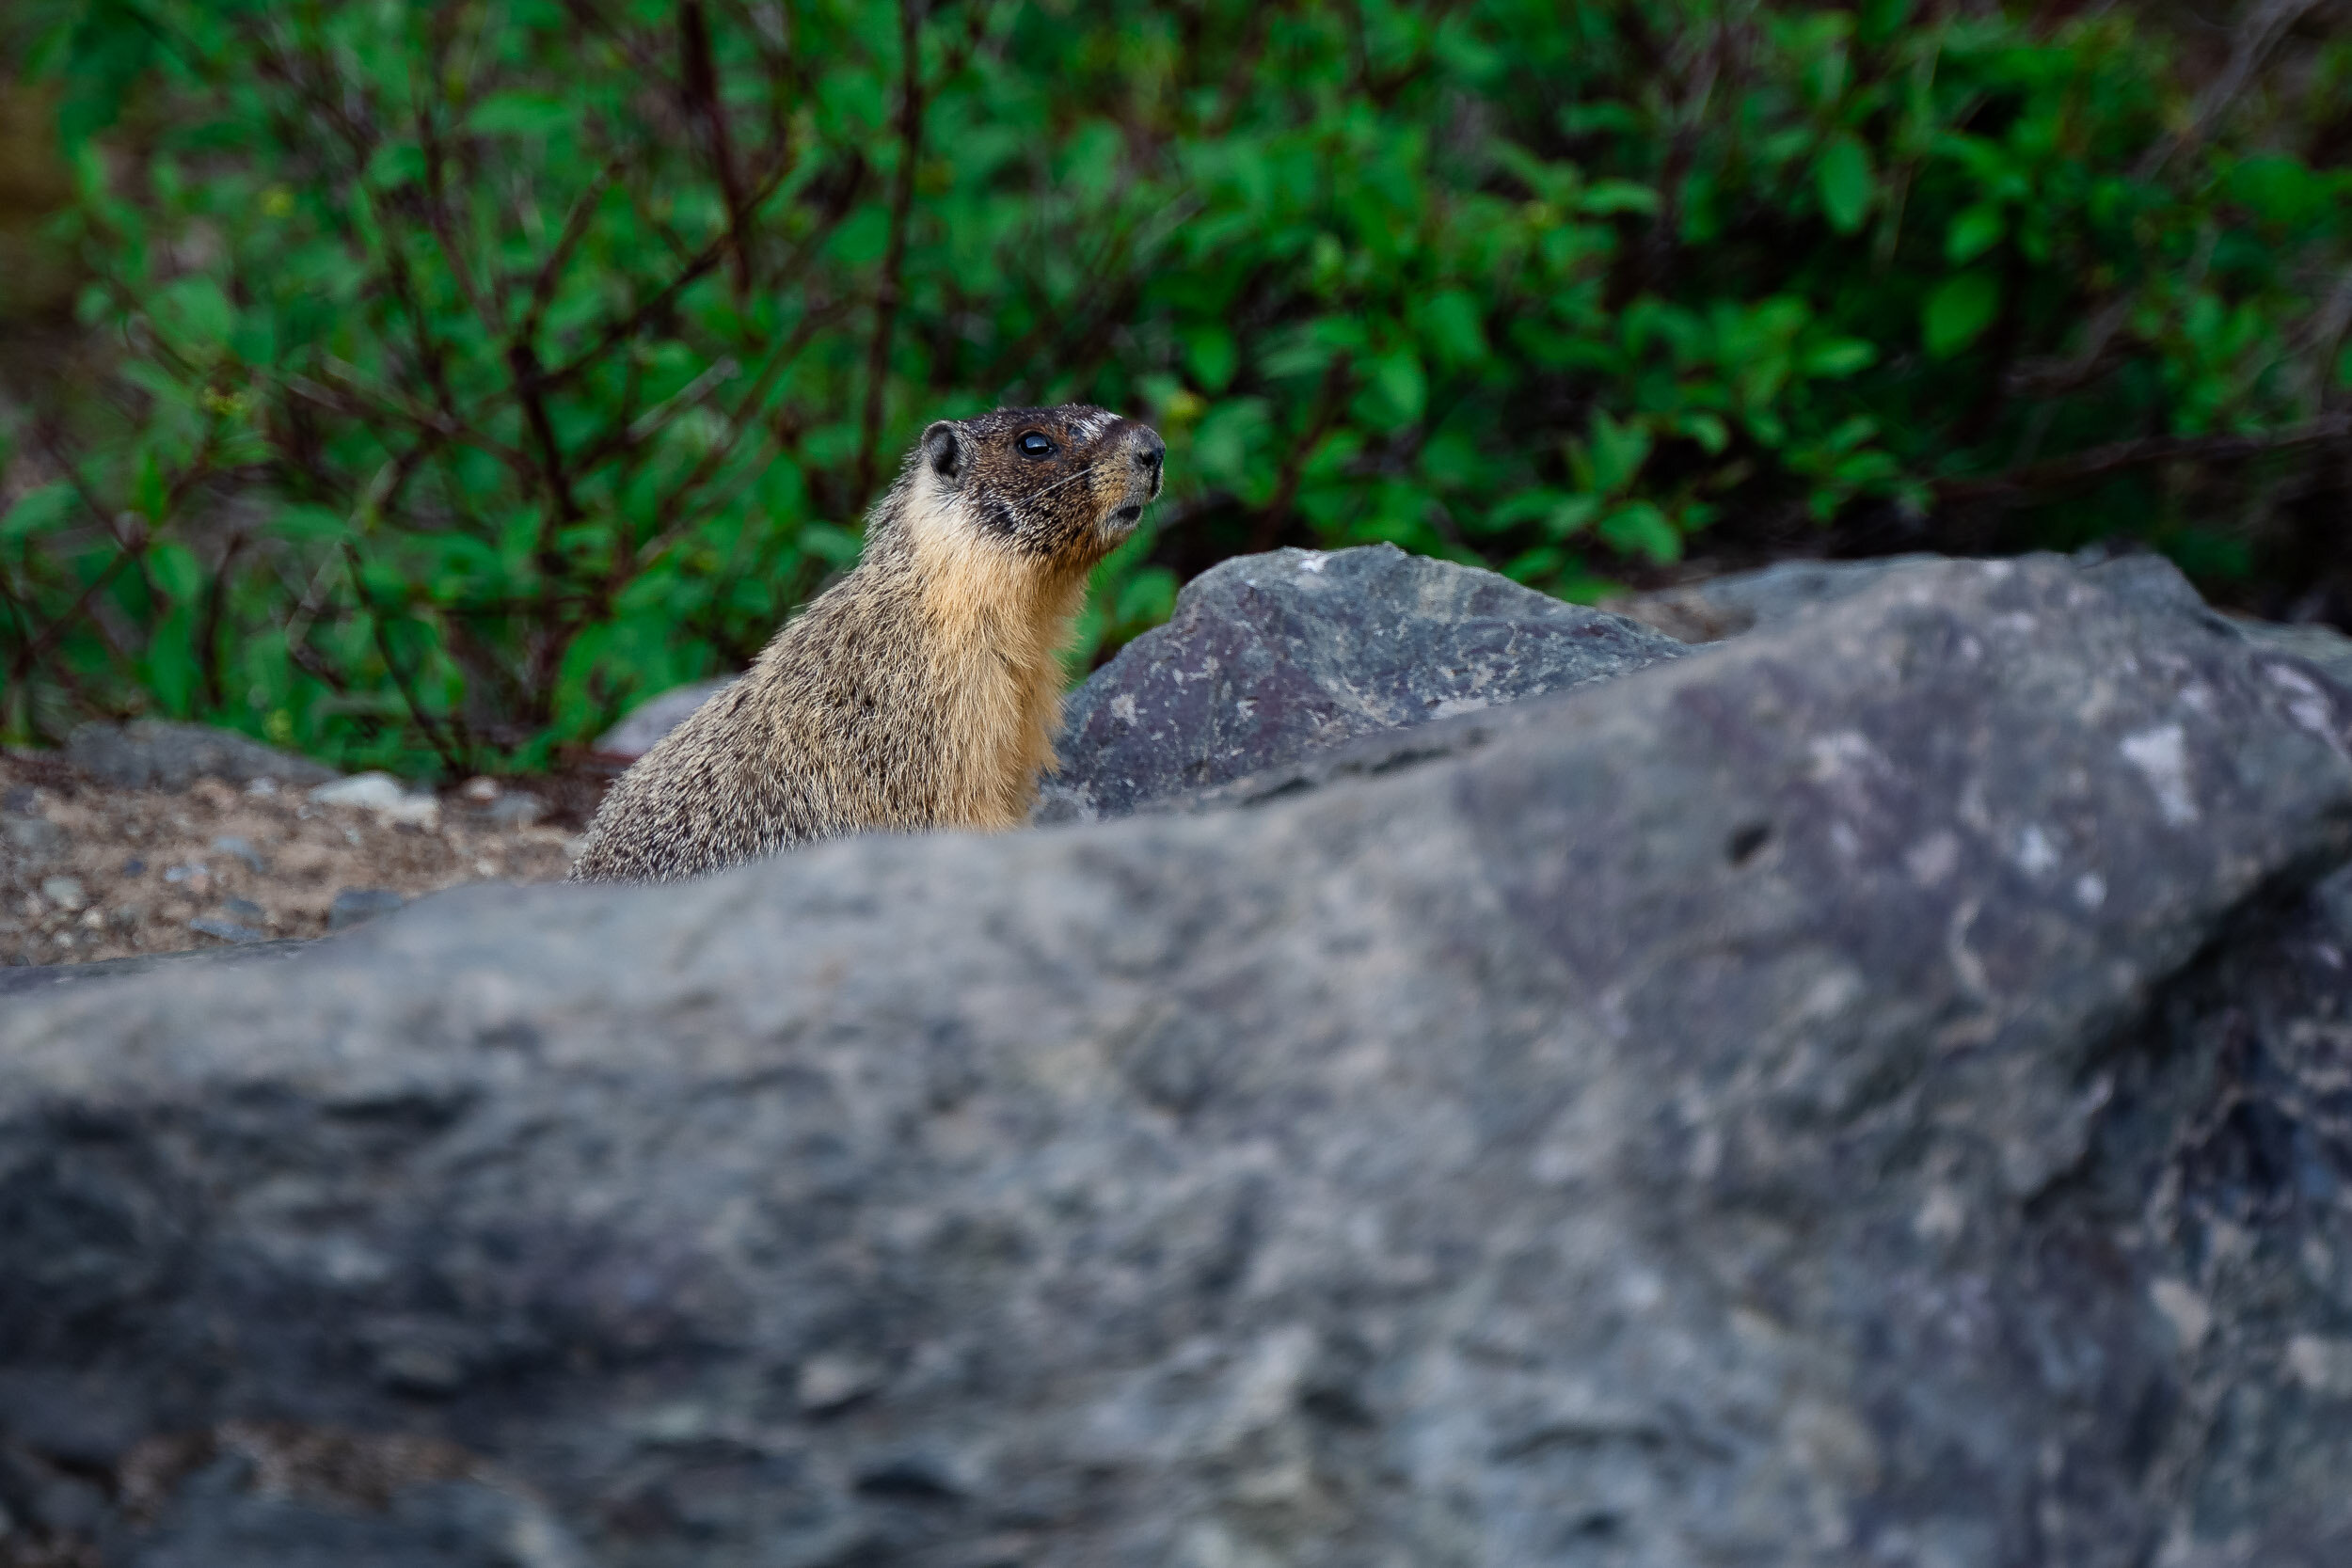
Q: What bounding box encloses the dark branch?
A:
[855,0,929,505]
[680,0,755,296]
[1938,414,2352,503]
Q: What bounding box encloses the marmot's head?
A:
[913,404,1167,570]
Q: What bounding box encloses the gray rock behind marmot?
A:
[65,721,340,791]
[1036,542,1686,822]
[1613,546,2352,688]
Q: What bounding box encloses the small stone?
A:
[187,914,265,945]
[220,896,267,927]
[329,888,406,931]
[120,856,147,877]
[211,834,266,874]
[39,876,86,912]
[461,776,502,801]
[485,792,545,828]
[5,816,65,861]
[310,771,440,829]
[78,909,104,931]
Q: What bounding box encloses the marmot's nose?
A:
[1133,429,1167,483]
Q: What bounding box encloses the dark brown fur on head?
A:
[898,404,1167,567]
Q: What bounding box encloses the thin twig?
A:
[855,0,929,505]
[343,541,470,773]
[415,71,500,334]
[1938,413,2352,501]
[539,149,804,388]
[283,371,530,469]
[632,304,844,567]
[8,549,135,686]
[680,0,755,296]
[1250,353,1355,551]
[2135,0,2324,181]
[516,156,629,351]
[196,530,247,712]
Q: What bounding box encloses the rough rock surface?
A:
[64,721,341,792]
[7,557,2352,1565]
[1614,549,2352,689]
[1606,554,1946,642]
[1035,542,1685,822]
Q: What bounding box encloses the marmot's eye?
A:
[1016,432,1057,459]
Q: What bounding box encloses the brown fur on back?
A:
[570,405,1164,882]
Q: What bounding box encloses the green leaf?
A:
[1945,203,2007,265]
[1543,495,1600,538]
[1586,410,1652,494]
[1184,325,1239,392]
[362,141,425,187]
[1366,350,1427,427]
[145,606,199,717]
[1597,502,1680,564]
[269,504,349,543]
[1799,338,1876,379]
[1112,566,1178,627]
[1922,273,2001,359]
[1677,412,1730,454]
[1579,180,1659,215]
[0,483,78,543]
[150,541,203,600]
[135,450,167,522]
[1816,134,1874,235]
[153,276,234,351]
[1192,397,1272,488]
[469,92,573,137]
[1419,290,1488,367]
[1487,489,1599,538]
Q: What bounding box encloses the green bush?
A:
[5,0,2349,773]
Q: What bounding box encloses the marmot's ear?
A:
[922,421,962,483]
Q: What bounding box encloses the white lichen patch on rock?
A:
[2121,722,2199,826]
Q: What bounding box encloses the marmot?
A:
[569,404,1166,881]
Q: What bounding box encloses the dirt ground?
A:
[0,748,612,969]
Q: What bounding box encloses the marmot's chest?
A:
[914,575,1079,827]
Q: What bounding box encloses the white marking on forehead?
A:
[1068,409,1113,439]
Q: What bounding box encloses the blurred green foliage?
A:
[3,0,2349,773]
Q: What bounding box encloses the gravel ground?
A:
[0,745,606,968]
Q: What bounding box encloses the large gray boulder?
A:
[1036,542,1685,821]
[5,557,2352,1565]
